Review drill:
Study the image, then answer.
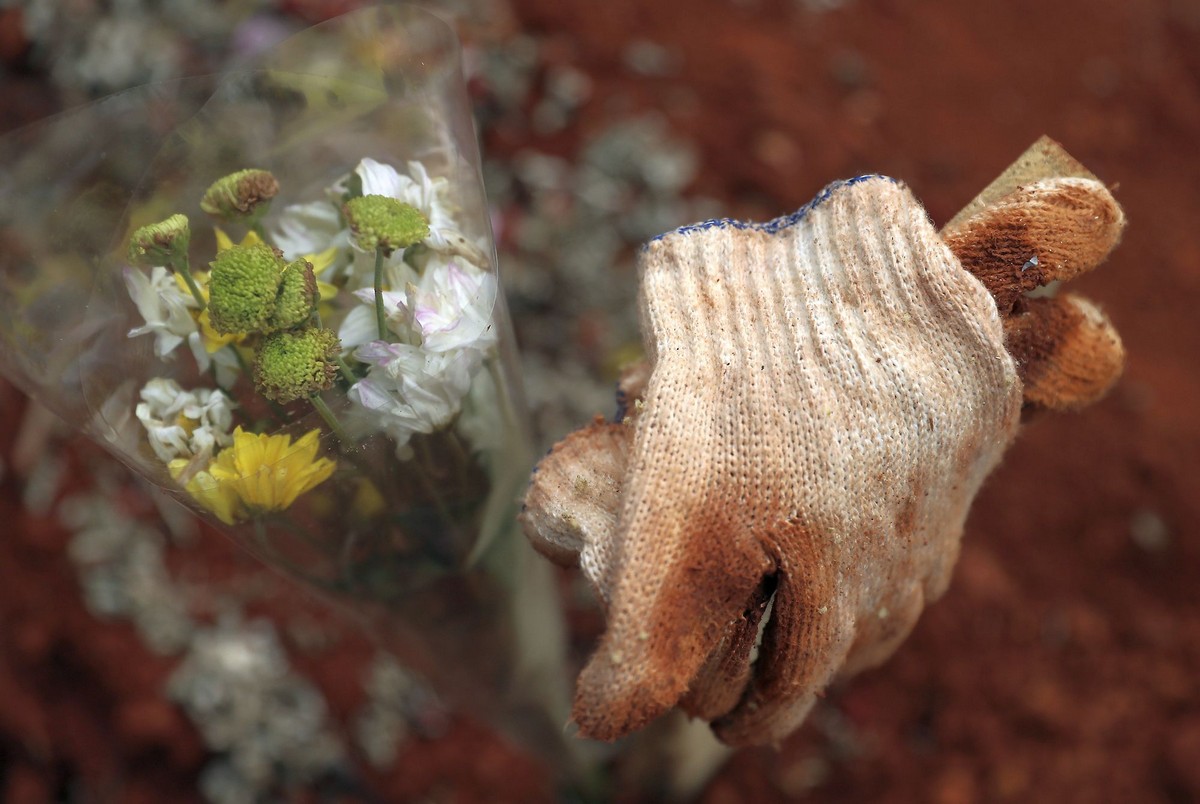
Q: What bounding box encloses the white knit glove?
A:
[521,147,1125,746]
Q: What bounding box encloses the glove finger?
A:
[529,390,774,737]
[571,505,773,740]
[519,419,631,572]
[520,356,650,575]
[678,577,774,720]
[1005,293,1125,411]
[941,177,1125,314]
[711,535,852,747]
[571,392,775,741]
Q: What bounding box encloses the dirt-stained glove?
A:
[520,139,1125,746]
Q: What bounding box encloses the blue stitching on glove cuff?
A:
[645,174,898,247]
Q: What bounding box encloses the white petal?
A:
[355,339,402,367]
[188,332,213,374]
[349,377,395,412]
[356,158,409,198]
[270,200,342,259]
[210,349,240,389]
[338,306,379,352]
[154,332,185,358]
[139,378,183,411]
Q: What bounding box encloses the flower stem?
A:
[309,394,350,444]
[373,247,388,339]
[335,356,358,385]
[172,256,207,311]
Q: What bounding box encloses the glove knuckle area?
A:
[839,582,928,677]
[942,177,1125,313]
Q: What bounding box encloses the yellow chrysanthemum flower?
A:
[171,461,241,525]
[171,427,336,524]
[214,427,337,512]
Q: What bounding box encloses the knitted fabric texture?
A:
[523,176,1024,745]
[940,175,1126,410]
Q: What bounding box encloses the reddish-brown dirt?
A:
[2,0,1199,802]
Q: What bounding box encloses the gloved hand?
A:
[520,139,1125,746]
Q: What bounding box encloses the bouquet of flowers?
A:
[0,4,581,781]
[124,156,507,590]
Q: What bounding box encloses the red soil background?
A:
[2,0,1199,801]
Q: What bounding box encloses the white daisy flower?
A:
[337,259,426,352]
[125,266,197,358]
[339,257,495,354]
[270,159,486,281]
[349,343,482,447]
[356,158,462,251]
[402,259,497,354]
[135,378,234,463]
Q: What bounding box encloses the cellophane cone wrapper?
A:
[0,4,582,779]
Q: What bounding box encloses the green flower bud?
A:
[254,327,340,403]
[128,214,190,267]
[272,258,318,331]
[200,169,279,222]
[343,195,429,256]
[207,243,284,335]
